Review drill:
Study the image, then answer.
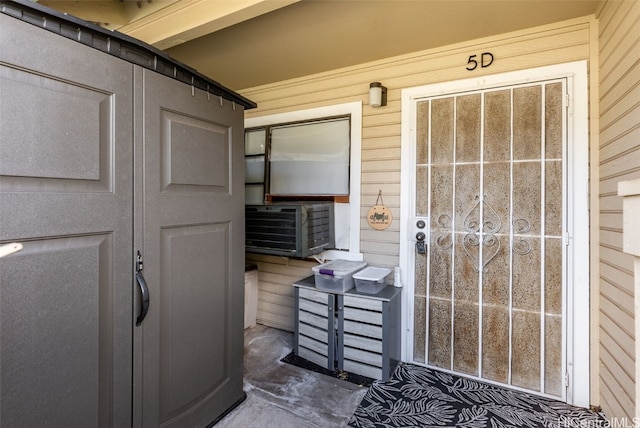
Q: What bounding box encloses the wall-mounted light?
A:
[369,82,387,108]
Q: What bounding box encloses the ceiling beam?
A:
[116,0,300,50]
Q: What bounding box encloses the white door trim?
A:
[399,61,589,407]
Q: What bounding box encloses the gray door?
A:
[0,15,133,428]
[136,69,245,427]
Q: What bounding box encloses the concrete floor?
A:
[215,324,368,428]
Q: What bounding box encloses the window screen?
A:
[244,129,266,204]
[269,117,350,195]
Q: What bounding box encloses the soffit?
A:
[37,0,600,91]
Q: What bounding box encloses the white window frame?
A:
[245,101,363,260]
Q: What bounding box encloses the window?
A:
[244,129,267,205]
[244,116,350,203]
[245,102,362,258]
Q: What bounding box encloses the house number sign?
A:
[367,190,393,230]
[466,52,494,71]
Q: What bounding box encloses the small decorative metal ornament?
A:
[367,190,393,230]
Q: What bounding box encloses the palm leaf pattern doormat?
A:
[348,363,607,428]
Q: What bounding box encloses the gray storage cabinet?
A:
[293,276,401,381]
[293,286,337,370]
[0,2,255,427]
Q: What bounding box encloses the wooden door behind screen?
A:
[412,81,567,398]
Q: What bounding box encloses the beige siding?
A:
[241,16,598,380]
[596,0,640,420]
[243,16,593,264]
[246,253,315,331]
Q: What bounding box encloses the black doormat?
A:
[348,363,607,428]
[281,351,375,388]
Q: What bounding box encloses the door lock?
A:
[416,232,426,254]
[409,217,429,254]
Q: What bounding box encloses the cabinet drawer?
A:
[343,360,382,381]
[344,346,382,367]
[299,287,330,304]
[343,333,382,354]
[299,323,329,344]
[299,309,329,330]
[343,320,382,340]
[343,295,382,311]
[298,334,329,357]
[299,298,329,317]
[343,307,382,326]
[298,347,330,369]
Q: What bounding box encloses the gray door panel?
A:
[2,14,245,428]
[0,14,133,428]
[139,69,245,428]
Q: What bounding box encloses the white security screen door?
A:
[400,63,590,406]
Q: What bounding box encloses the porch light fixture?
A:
[369,82,387,107]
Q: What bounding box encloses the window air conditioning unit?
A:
[245,203,335,258]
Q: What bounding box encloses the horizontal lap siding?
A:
[242,18,594,332]
[246,253,315,331]
[597,0,640,420]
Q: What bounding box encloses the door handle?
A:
[135,272,149,326]
[415,232,427,255]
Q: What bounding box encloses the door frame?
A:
[399,61,589,407]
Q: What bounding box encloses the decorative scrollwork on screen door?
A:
[512,218,533,255]
[433,196,535,271]
[434,214,453,250]
[461,195,502,273]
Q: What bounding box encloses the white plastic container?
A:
[244,268,259,329]
[312,260,367,292]
[353,266,392,294]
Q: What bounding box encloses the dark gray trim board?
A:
[0,0,256,109]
